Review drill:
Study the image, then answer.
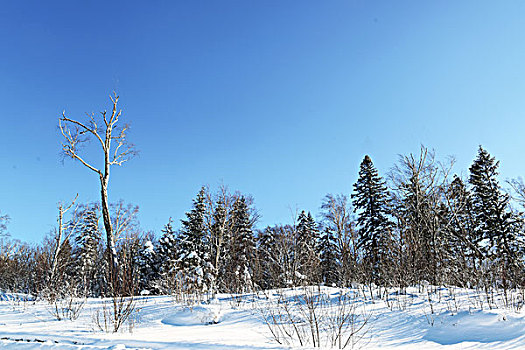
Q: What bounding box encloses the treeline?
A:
[1,145,525,299]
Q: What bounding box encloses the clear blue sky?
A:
[2,1,525,242]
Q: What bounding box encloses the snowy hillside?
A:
[1,286,525,349]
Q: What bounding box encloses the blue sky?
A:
[2,1,525,242]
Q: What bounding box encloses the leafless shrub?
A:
[326,290,370,349]
[93,295,138,333]
[258,287,370,349]
[48,292,86,321]
[91,241,140,333]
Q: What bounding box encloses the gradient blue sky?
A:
[2,1,525,242]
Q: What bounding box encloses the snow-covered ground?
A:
[1,287,525,349]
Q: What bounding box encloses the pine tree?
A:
[318,227,340,286]
[397,171,438,285]
[441,176,480,285]
[295,211,320,284]
[136,240,158,294]
[156,218,178,292]
[469,147,512,255]
[469,146,523,286]
[352,155,393,286]
[178,187,214,294]
[255,225,294,288]
[73,208,101,296]
[93,246,109,297]
[54,238,75,297]
[255,226,279,290]
[447,176,477,252]
[224,196,256,293]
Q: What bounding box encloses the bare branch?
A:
[109,123,137,166]
[61,193,79,215]
[109,92,120,126]
[61,111,105,150]
[59,119,101,174]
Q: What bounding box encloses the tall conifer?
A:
[352,155,392,285]
[178,187,214,294]
[469,146,523,285]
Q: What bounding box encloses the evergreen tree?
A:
[136,240,158,294]
[255,225,294,288]
[469,147,513,255]
[396,171,440,285]
[318,227,340,286]
[352,155,393,286]
[295,211,320,283]
[73,208,101,296]
[447,176,477,253]
[255,226,279,290]
[93,246,109,297]
[211,199,228,293]
[224,196,256,293]
[441,176,480,285]
[156,218,178,292]
[469,146,523,285]
[178,187,214,294]
[54,238,75,297]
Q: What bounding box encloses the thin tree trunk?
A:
[100,175,118,293]
[49,205,63,283]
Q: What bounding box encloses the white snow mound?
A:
[424,310,525,345]
[161,305,222,326]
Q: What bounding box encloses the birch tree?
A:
[59,92,136,292]
[49,194,79,284]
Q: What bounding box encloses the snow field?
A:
[1,286,525,349]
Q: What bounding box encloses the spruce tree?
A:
[178,187,214,294]
[93,246,109,297]
[318,227,340,286]
[442,176,480,285]
[469,147,513,255]
[73,208,101,296]
[295,211,320,284]
[352,155,392,286]
[396,170,440,285]
[224,196,256,293]
[255,225,293,288]
[136,240,158,294]
[256,226,279,290]
[469,146,522,285]
[156,218,178,292]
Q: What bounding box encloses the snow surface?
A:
[1,287,525,349]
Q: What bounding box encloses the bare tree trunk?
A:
[100,175,118,287]
[49,204,64,284]
[49,195,78,284]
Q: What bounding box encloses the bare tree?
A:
[320,194,356,287]
[508,177,525,209]
[49,194,80,284]
[59,92,137,292]
[0,212,9,237]
[388,146,456,286]
[111,200,140,245]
